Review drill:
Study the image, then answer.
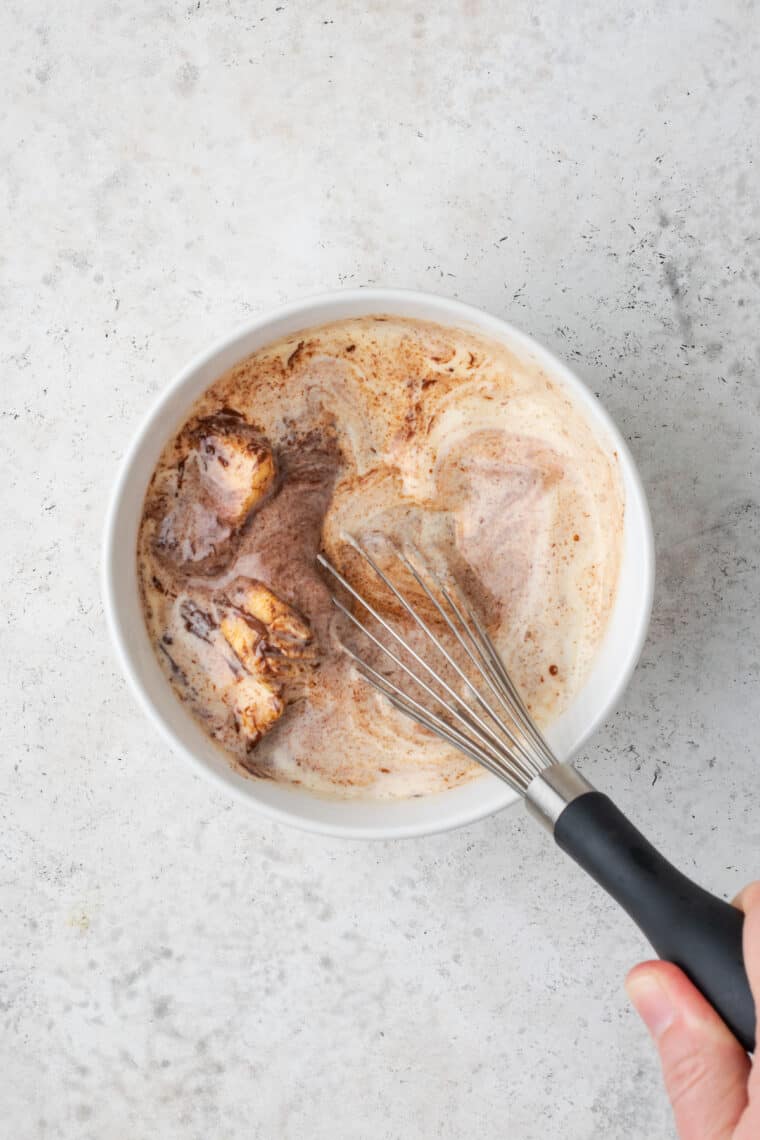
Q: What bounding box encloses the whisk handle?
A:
[552,788,755,1053]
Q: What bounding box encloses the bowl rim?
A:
[102,287,655,839]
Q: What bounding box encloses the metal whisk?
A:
[317,536,756,1054]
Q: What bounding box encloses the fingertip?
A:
[627,959,695,1000]
[625,960,660,1010]
[728,881,760,1011]
[626,961,681,1040]
[625,959,660,988]
[626,960,747,1047]
[733,879,760,912]
[737,883,760,1008]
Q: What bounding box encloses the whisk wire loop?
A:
[317,539,557,794]
[399,546,551,776]
[329,590,523,776]
[343,536,543,775]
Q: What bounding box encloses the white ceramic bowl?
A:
[102,289,654,839]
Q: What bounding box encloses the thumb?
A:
[626,961,750,1140]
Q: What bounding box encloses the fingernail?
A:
[625,971,677,1041]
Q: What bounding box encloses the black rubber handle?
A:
[553,791,755,1053]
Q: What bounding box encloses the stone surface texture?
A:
[2,1,759,1137]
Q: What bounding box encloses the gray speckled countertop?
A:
[2,2,759,1137]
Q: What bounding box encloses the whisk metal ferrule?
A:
[525,764,595,832]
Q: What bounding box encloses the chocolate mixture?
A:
[137,316,624,799]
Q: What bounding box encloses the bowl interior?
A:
[103,290,653,838]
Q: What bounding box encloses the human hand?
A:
[626,882,760,1139]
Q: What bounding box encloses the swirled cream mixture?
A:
[137,316,624,798]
